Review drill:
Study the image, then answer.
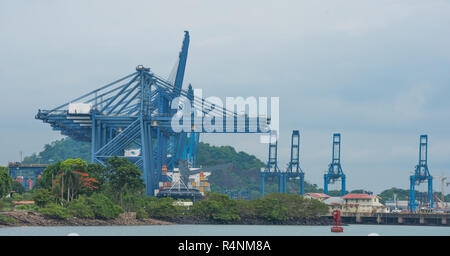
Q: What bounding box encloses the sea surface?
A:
[0,224,449,236]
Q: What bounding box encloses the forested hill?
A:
[22,138,323,196]
[197,143,265,195]
[22,138,91,164]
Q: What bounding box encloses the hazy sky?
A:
[1,0,450,193]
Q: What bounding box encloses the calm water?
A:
[0,224,449,236]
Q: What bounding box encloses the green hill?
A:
[23,138,91,164]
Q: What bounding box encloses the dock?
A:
[338,213,450,226]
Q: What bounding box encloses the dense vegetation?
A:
[191,192,329,222]
[1,157,330,222]
[1,157,144,219]
[3,136,334,221]
[0,167,13,199]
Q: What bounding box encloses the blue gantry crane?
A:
[286,130,305,195]
[36,31,270,196]
[260,131,283,196]
[260,130,305,196]
[324,133,346,196]
[409,135,433,212]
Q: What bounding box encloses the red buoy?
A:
[331,226,344,232]
[331,210,343,233]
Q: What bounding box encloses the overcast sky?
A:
[1,0,450,193]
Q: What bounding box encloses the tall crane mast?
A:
[286,130,305,195]
[324,133,346,196]
[409,135,433,212]
[260,131,282,196]
[173,31,190,95]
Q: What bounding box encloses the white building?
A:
[323,194,388,214]
[341,194,388,214]
[384,200,409,211]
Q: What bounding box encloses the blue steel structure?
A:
[222,190,251,200]
[35,31,270,196]
[8,162,48,190]
[324,133,346,196]
[409,135,433,212]
[260,131,283,196]
[286,130,305,195]
[260,130,305,196]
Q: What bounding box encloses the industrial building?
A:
[384,200,410,211]
[8,162,48,191]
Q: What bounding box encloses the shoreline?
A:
[167,215,333,226]
[0,211,332,228]
[0,211,174,228]
[2,211,450,228]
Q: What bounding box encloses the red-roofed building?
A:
[12,201,35,205]
[305,193,330,202]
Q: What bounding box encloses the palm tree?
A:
[62,169,80,203]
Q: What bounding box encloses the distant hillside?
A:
[197,143,264,196]
[377,187,450,203]
[22,138,91,164]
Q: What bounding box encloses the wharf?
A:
[335,212,450,226]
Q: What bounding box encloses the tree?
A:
[87,163,107,188]
[104,157,144,207]
[254,194,290,221]
[35,161,62,191]
[144,197,181,219]
[11,180,26,194]
[32,188,54,207]
[191,192,240,221]
[60,159,88,202]
[87,193,124,219]
[0,167,13,199]
[38,159,99,205]
[251,193,329,221]
[38,204,71,219]
[68,195,95,218]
